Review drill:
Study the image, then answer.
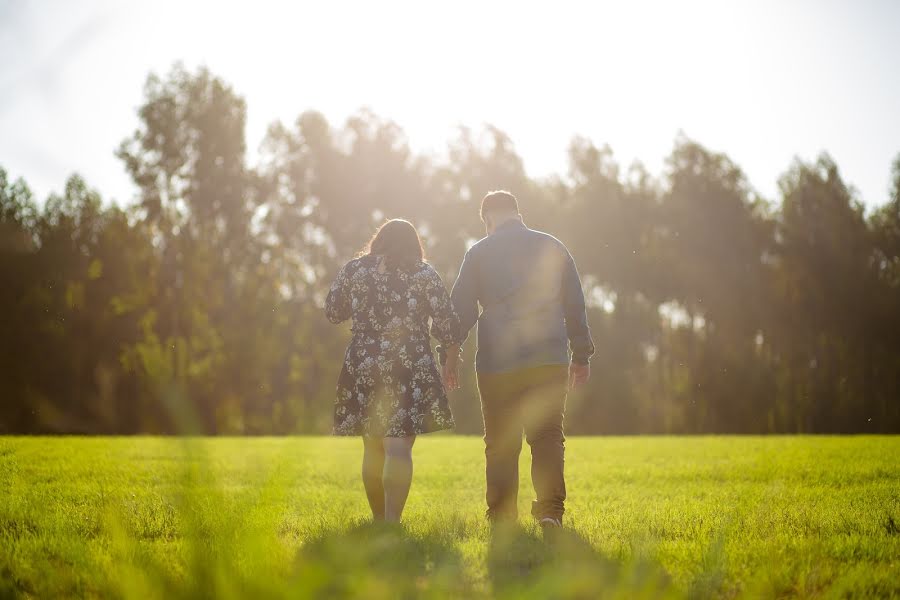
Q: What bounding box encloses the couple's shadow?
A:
[291,520,674,598]
[486,522,673,598]
[290,521,467,598]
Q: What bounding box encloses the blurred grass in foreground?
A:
[0,436,898,598]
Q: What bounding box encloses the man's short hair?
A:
[480,190,519,221]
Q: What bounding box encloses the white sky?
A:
[2,0,899,209]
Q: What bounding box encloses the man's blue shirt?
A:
[450,219,595,373]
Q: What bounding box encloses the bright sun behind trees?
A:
[1,63,898,435]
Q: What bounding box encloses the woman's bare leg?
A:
[382,436,416,522]
[362,436,386,520]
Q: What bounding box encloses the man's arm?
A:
[562,247,594,386]
[449,248,480,346]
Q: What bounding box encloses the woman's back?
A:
[325,254,449,339]
[325,252,459,437]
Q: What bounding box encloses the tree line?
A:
[2,63,898,434]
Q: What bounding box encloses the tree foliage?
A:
[2,64,898,434]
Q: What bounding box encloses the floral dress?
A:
[324,254,460,437]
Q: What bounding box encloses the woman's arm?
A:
[424,266,463,391]
[425,266,462,348]
[440,343,461,391]
[324,262,354,324]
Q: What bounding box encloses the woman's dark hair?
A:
[360,219,425,268]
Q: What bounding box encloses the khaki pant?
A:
[476,365,568,522]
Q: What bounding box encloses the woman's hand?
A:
[442,347,461,391]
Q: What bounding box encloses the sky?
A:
[1,0,899,209]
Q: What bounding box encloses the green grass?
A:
[1,436,898,598]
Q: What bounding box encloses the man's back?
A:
[450,219,594,373]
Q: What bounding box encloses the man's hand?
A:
[442,356,460,391]
[568,362,590,390]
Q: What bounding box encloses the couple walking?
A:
[324,190,594,528]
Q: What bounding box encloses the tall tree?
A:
[0,169,40,432]
[117,63,253,433]
[775,155,874,431]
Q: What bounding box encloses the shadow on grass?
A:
[288,522,469,599]
[487,523,677,599]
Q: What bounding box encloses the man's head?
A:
[480,190,521,234]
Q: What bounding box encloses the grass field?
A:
[1,436,898,598]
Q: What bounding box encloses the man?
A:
[441,190,594,530]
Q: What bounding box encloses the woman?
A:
[325,219,461,522]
